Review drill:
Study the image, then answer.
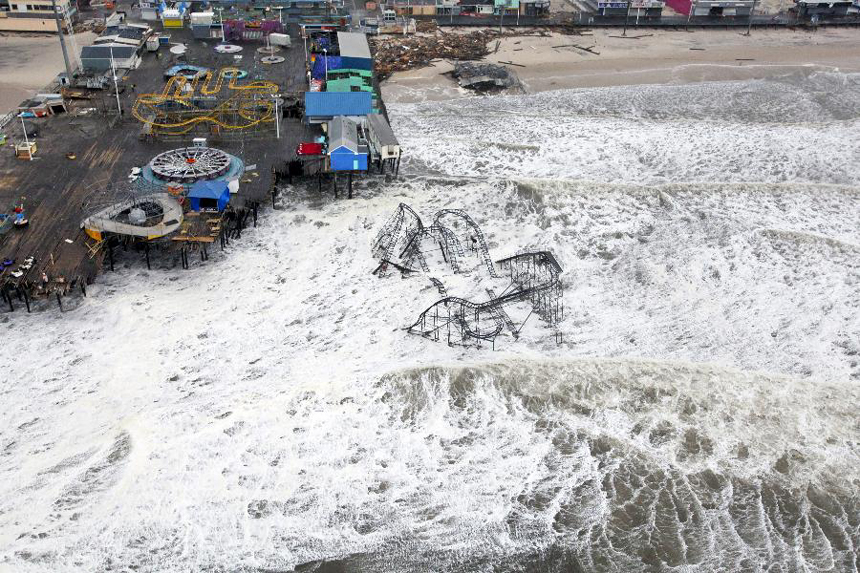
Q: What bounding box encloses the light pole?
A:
[218,7,225,42]
[323,48,328,83]
[109,45,122,117]
[273,96,280,138]
[685,0,695,30]
[499,0,505,34]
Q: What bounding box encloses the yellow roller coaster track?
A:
[132,67,280,131]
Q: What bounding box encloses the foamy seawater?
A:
[0,72,858,572]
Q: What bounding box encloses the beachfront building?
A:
[387,0,438,15]
[459,0,497,14]
[328,116,369,172]
[794,0,853,17]
[337,31,372,70]
[624,0,664,18]
[665,0,754,15]
[365,113,401,169]
[80,23,151,72]
[304,91,373,124]
[435,0,461,16]
[0,0,75,32]
[519,0,551,15]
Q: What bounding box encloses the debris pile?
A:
[415,19,438,33]
[371,30,497,79]
[452,62,520,92]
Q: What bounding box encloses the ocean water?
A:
[0,70,858,572]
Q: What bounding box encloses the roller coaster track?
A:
[408,251,562,345]
[486,288,518,338]
[400,225,463,274]
[371,203,424,271]
[432,209,499,278]
[132,67,279,131]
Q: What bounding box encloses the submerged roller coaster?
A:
[372,204,563,347]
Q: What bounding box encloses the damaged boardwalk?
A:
[0,25,316,312]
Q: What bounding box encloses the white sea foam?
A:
[392,71,860,186]
[0,73,858,572]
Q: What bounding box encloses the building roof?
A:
[305,92,372,118]
[311,55,343,80]
[80,45,137,59]
[337,31,371,60]
[100,25,148,41]
[328,116,359,153]
[367,113,398,147]
[188,180,229,199]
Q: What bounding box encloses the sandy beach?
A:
[0,31,97,115]
[381,27,860,102]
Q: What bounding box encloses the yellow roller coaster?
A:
[132,67,280,133]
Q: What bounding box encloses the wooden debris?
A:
[371,30,498,79]
[497,61,526,68]
[552,43,600,55]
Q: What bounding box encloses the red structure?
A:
[297,142,324,155]
[664,0,692,15]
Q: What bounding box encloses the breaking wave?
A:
[390,70,860,186]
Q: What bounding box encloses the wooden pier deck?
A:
[0,24,318,309]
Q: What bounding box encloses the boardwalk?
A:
[0,24,316,306]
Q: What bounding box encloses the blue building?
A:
[328,116,368,172]
[304,91,372,124]
[336,31,372,71]
[188,180,231,211]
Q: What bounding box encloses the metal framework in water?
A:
[372,203,563,347]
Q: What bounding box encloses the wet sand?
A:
[0,32,97,115]
[380,27,860,103]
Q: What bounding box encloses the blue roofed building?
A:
[187,180,231,212]
[304,92,372,124]
[328,116,368,172]
[336,32,372,71]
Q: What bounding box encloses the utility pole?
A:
[745,0,757,35]
[51,0,74,83]
[685,0,695,30]
[623,0,631,35]
[499,0,504,34]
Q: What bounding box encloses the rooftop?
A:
[337,31,372,60]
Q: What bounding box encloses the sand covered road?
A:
[0,32,97,114]
[381,27,860,102]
